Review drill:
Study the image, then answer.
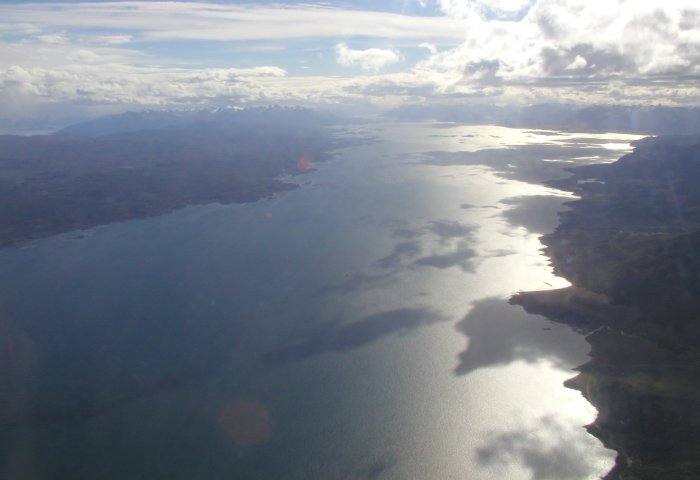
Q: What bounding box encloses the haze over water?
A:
[0,123,642,480]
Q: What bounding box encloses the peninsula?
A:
[0,107,338,247]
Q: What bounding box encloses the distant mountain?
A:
[57,106,339,138]
[389,103,700,135]
[56,110,212,137]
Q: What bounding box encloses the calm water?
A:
[0,123,642,480]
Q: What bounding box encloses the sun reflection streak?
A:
[355,123,632,478]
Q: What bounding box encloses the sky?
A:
[1,0,699,130]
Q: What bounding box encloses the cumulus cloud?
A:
[415,0,700,100]
[419,42,438,55]
[437,0,536,20]
[565,55,587,71]
[0,0,699,130]
[335,43,402,71]
[0,64,289,106]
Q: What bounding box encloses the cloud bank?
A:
[0,1,699,131]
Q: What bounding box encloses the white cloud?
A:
[94,35,133,45]
[0,0,699,127]
[35,33,68,45]
[0,3,465,42]
[565,55,587,71]
[335,43,403,71]
[0,64,290,107]
[437,0,536,20]
[419,42,438,55]
[420,0,700,94]
[0,40,146,69]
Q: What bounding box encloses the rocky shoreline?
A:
[512,134,700,479]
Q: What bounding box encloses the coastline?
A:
[512,288,700,479]
[0,111,341,247]
[511,134,700,479]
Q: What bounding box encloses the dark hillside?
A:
[0,108,338,246]
[513,134,700,479]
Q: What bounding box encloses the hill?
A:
[0,107,338,246]
[512,134,700,479]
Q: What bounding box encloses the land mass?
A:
[390,104,700,135]
[511,134,700,479]
[0,107,341,246]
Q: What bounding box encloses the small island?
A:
[0,107,339,247]
[512,134,700,479]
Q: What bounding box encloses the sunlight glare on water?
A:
[0,122,645,480]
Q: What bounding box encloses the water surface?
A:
[0,123,642,479]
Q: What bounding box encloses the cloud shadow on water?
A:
[343,454,397,480]
[375,240,422,269]
[377,220,480,272]
[477,416,606,480]
[454,298,588,376]
[315,270,396,296]
[316,220,479,296]
[414,242,478,272]
[425,220,478,244]
[461,203,500,210]
[261,307,448,365]
[500,195,572,235]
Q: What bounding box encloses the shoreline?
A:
[0,111,344,248]
[511,134,700,479]
[512,287,700,479]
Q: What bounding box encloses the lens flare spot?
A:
[296,153,314,173]
[219,398,272,448]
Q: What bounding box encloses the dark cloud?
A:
[454,298,588,376]
[534,9,567,40]
[463,59,503,85]
[539,44,633,77]
[261,307,448,365]
[680,8,700,31]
